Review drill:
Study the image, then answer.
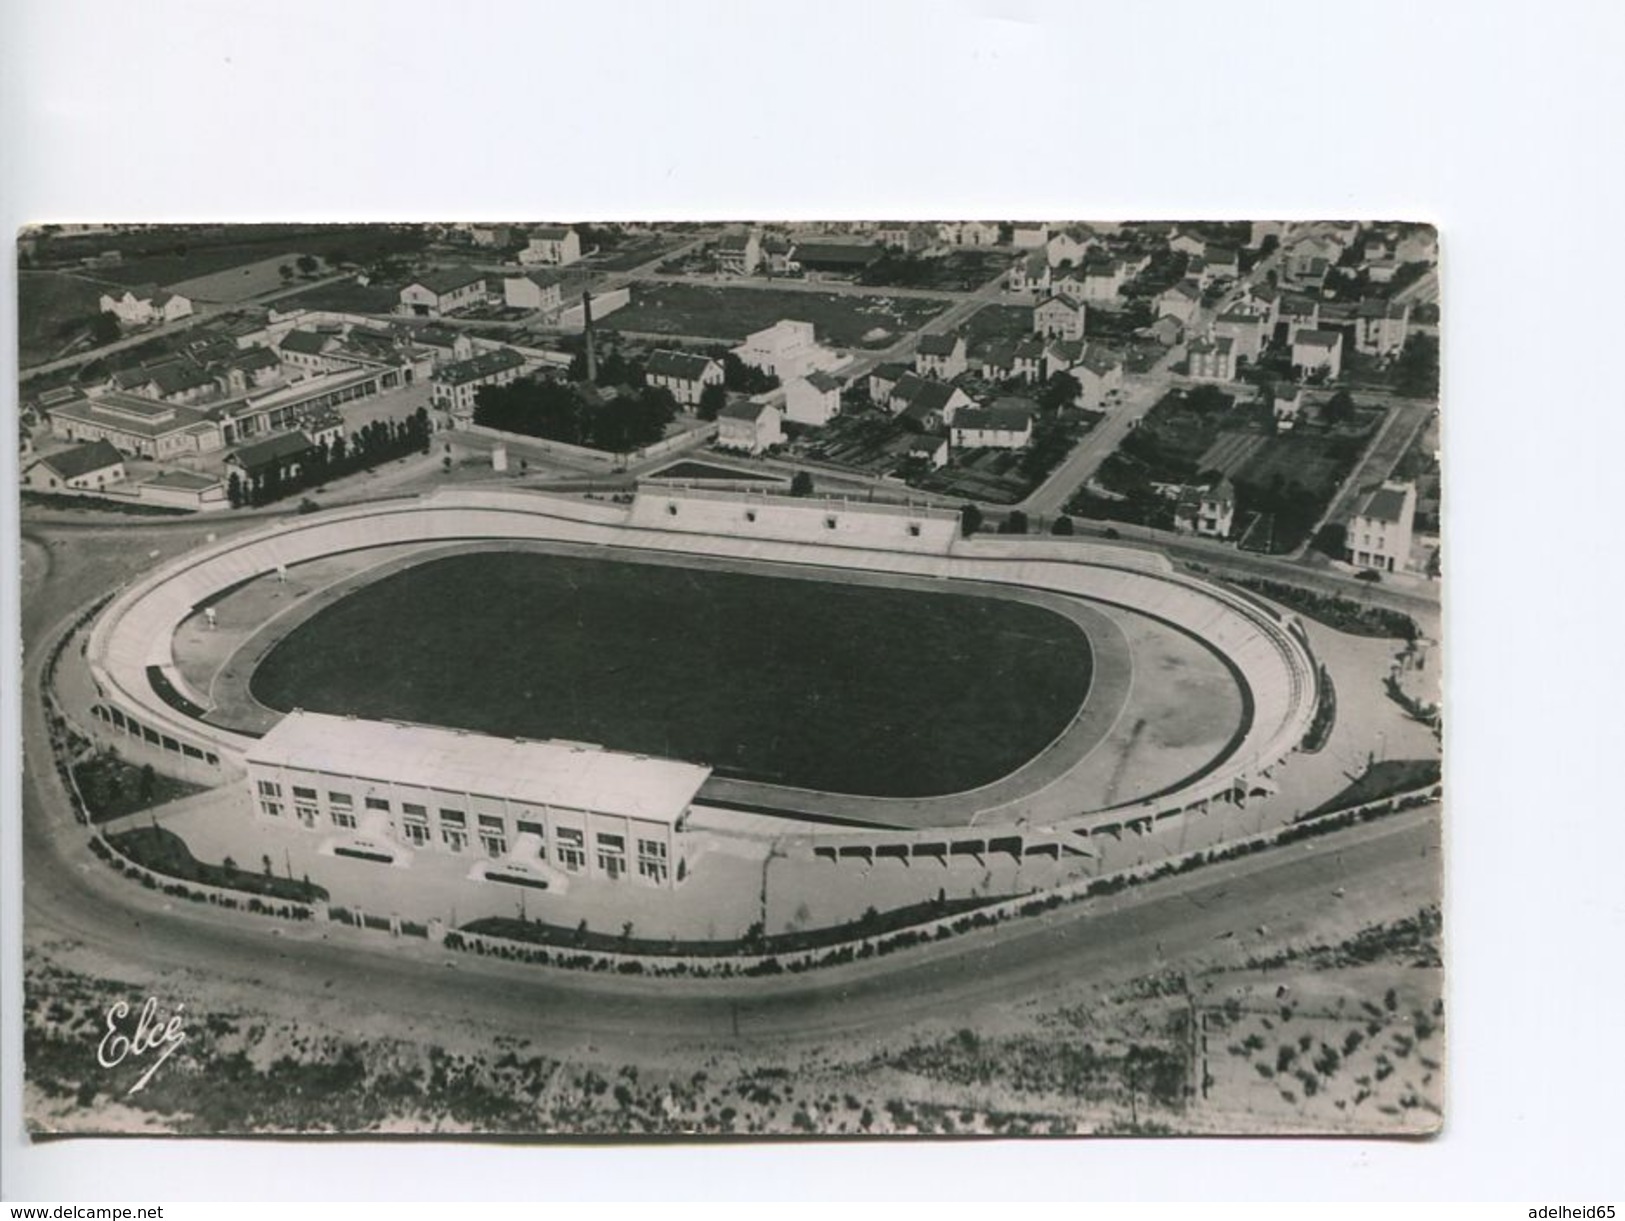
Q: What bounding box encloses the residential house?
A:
[938,220,999,247]
[868,361,910,403]
[1034,293,1087,341]
[1011,224,1050,249]
[888,375,973,428]
[1354,299,1412,358]
[761,235,797,274]
[469,224,512,249]
[905,434,949,469]
[1292,329,1344,379]
[1168,231,1207,259]
[1249,220,1287,249]
[1212,308,1269,364]
[398,268,488,317]
[980,337,1046,384]
[716,400,784,454]
[1201,245,1241,284]
[1175,478,1236,539]
[1043,338,1086,380]
[951,404,1035,451]
[23,440,126,493]
[1046,227,1095,269]
[1394,226,1438,265]
[646,349,724,408]
[1277,293,1321,342]
[1349,480,1416,573]
[432,347,528,421]
[1146,315,1184,346]
[1157,280,1202,326]
[716,230,762,276]
[98,285,193,327]
[1009,250,1052,294]
[1074,350,1124,410]
[789,242,883,278]
[732,319,826,381]
[784,370,845,426]
[1187,336,1239,382]
[518,226,582,267]
[1078,260,1125,303]
[876,223,926,253]
[914,332,968,381]
[503,269,565,313]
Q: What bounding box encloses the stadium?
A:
[75,486,1322,938]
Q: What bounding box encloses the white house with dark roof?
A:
[98,284,193,327]
[914,332,967,381]
[716,230,762,276]
[23,440,126,493]
[1169,231,1207,259]
[716,400,784,454]
[1354,299,1412,357]
[1157,280,1202,326]
[277,327,345,373]
[398,268,489,318]
[938,220,999,247]
[646,349,723,408]
[906,434,949,469]
[1046,227,1094,268]
[1188,336,1239,382]
[1349,480,1416,573]
[1078,260,1125,303]
[867,361,910,403]
[503,269,565,313]
[1008,250,1052,294]
[1213,308,1269,364]
[1011,223,1050,249]
[950,404,1035,451]
[887,374,973,428]
[1175,478,1236,539]
[784,370,845,426]
[1074,349,1124,409]
[518,226,582,267]
[1292,329,1344,379]
[1034,293,1086,341]
[981,337,1046,384]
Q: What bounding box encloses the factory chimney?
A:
[582,289,597,384]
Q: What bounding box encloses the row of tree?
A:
[472,378,679,453]
[226,408,432,508]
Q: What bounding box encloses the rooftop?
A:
[231,430,315,471]
[646,349,717,380]
[916,332,963,356]
[954,405,1034,432]
[1357,483,1413,525]
[246,710,711,826]
[435,347,526,386]
[35,439,124,480]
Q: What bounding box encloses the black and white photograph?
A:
[17,217,1443,1138]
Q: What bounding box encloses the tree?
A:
[790,471,814,498]
[1001,509,1029,535]
[697,383,728,421]
[1039,371,1081,413]
[960,503,983,537]
[226,471,243,509]
[89,312,120,345]
[138,763,156,804]
[295,254,319,276]
[1321,389,1355,425]
[278,263,294,282]
[1051,515,1075,536]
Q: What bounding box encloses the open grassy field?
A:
[250,552,1093,797]
[269,276,404,314]
[85,224,430,289]
[17,270,119,366]
[169,255,333,304]
[607,282,949,348]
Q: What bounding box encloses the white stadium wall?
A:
[79,487,1320,851]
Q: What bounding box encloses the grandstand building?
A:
[244,711,710,888]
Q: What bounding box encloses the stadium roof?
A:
[248,710,711,825]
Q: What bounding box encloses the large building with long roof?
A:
[244,711,712,888]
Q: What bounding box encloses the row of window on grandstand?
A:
[253,780,671,882]
[92,704,220,766]
[665,501,926,536]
